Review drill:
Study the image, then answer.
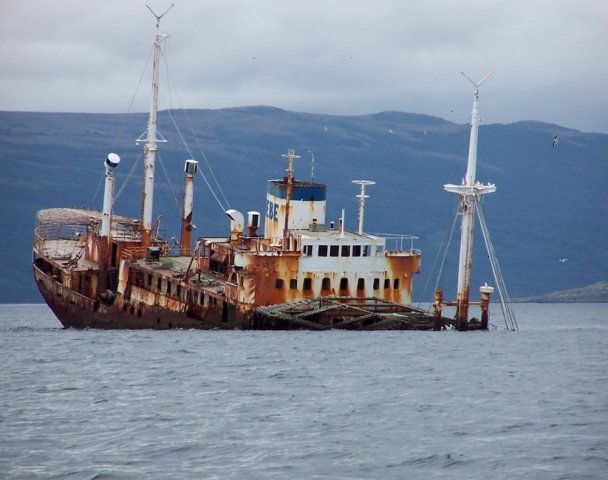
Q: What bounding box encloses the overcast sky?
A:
[2,0,606,133]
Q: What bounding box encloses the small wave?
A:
[392,452,469,468]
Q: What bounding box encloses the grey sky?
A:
[2,0,606,133]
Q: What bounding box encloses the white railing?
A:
[371,233,420,255]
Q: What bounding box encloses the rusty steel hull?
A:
[33,208,437,331]
[34,264,247,330]
[34,262,450,330]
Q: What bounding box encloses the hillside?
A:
[514,281,608,303]
[0,107,606,303]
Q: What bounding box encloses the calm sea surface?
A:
[1,303,607,480]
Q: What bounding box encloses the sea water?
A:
[1,303,607,479]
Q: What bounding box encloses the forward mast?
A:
[138,4,173,249]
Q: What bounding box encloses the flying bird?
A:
[558,258,568,262]
[553,135,559,147]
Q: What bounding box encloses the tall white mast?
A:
[444,72,495,327]
[139,4,173,249]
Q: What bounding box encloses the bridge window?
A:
[363,246,370,257]
[303,245,313,256]
[352,245,361,257]
[330,245,339,257]
[341,245,350,257]
[318,245,328,257]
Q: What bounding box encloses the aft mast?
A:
[444,72,496,329]
[139,4,173,250]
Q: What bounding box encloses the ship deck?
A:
[37,239,98,271]
[131,256,227,290]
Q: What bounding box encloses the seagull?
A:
[558,258,568,262]
[388,129,395,134]
[553,135,559,147]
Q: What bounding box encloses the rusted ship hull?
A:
[34,262,453,331]
[31,14,504,332]
[34,262,244,330]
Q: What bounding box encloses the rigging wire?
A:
[111,44,154,153]
[165,108,229,213]
[476,201,519,331]
[90,45,153,209]
[115,153,143,202]
[432,201,460,295]
[176,107,231,209]
[416,198,459,308]
[155,151,182,212]
[161,36,230,213]
[91,173,105,208]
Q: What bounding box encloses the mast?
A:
[281,149,300,239]
[139,4,173,250]
[352,180,375,235]
[444,72,495,328]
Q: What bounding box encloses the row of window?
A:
[303,244,378,257]
[275,277,400,291]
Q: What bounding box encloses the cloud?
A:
[1,0,607,132]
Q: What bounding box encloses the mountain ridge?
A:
[1,107,606,303]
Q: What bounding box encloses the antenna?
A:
[352,180,375,235]
[282,149,300,181]
[146,3,175,28]
[308,150,315,183]
[461,71,492,97]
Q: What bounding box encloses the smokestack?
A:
[100,153,120,296]
[180,159,198,256]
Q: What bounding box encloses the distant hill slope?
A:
[514,281,608,303]
[1,107,606,303]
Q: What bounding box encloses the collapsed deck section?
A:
[254,297,454,330]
